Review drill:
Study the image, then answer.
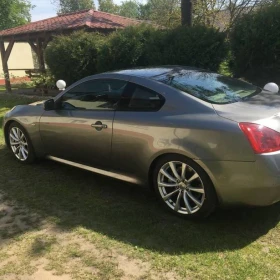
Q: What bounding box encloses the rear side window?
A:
[120,83,165,112]
[154,70,261,104]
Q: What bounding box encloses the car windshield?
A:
[154,70,261,104]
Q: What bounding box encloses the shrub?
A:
[97,24,158,72]
[32,71,56,89]
[98,24,228,72]
[230,3,280,85]
[154,25,228,71]
[45,31,105,85]
[45,25,228,84]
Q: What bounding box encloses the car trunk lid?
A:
[213,91,280,132]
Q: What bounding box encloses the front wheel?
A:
[153,155,217,219]
[8,122,36,163]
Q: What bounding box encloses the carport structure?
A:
[0,9,141,93]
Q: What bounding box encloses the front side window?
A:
[154,70,261,104]
[61,79,128,110]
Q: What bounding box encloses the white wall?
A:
[0,43,35,78]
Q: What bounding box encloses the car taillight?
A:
[239,122,280,154]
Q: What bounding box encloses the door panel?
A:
[39,78,129,168]
[112,82,168,178]
[40,110,114,168]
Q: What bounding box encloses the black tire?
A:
[8,122,36,164]
[153,154,217,219]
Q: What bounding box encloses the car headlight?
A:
[3,106,16,121]
[9,106,16,112]
[5,106,16,116]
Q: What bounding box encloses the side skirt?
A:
[46,156,141,185]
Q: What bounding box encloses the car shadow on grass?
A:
[0,145,279,255]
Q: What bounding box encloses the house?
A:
[0,9,142,91]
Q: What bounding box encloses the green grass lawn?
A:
[0,93,280,280]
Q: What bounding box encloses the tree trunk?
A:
[181,0,192,26]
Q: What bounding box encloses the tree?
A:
[0,0,33,30]
[230,2,280,84]
[119,1,140,18]
[138,1,152,20]
[98,0,181,27]
[53,0,95,14]
[98,0,119,14]
[141,0,181,27]
[193,0,274,30]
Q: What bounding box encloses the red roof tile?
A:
[0,9,142,37]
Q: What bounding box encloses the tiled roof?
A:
[0,9,142,37]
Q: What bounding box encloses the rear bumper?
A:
[196,152,280,206]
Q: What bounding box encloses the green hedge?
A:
[155,25,228,70]
[98,24,228,72]
[45,31,104,85]
[230,4,280,85]
[45,25,228,84]
[97,25,158,72]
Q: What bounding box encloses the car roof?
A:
[110,66,206,79]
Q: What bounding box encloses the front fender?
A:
[3,105,46,157]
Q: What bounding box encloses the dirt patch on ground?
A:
[0,192,178,280]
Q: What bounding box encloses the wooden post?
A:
[0,40,14,93]
[29,37,50,73]
[29,37,51,95]
[36,39,46,72]
[181,0,193,27]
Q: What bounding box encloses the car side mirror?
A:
[44,99,55,111]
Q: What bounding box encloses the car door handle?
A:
[91,124,107,128]
[91,121,107,130]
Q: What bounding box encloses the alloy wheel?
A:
[157,161,205,214]
[9,127,29,161]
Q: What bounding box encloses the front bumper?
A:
[196,152,280,206]
[2,112,9,145]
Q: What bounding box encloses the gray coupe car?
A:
[3,66,280,219]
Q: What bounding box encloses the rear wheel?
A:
[8,122,36,163]
[153,155,217,219]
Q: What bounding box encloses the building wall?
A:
[0,42,35,78]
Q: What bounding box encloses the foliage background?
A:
[45,32,104,84]
[230,2,280,85]
[52,0,95,14]
[2,0,276,87]
[0,0,33,30]
[45,25,228,85]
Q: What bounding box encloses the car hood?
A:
[213,91,280,131]
[29,100,45,106]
